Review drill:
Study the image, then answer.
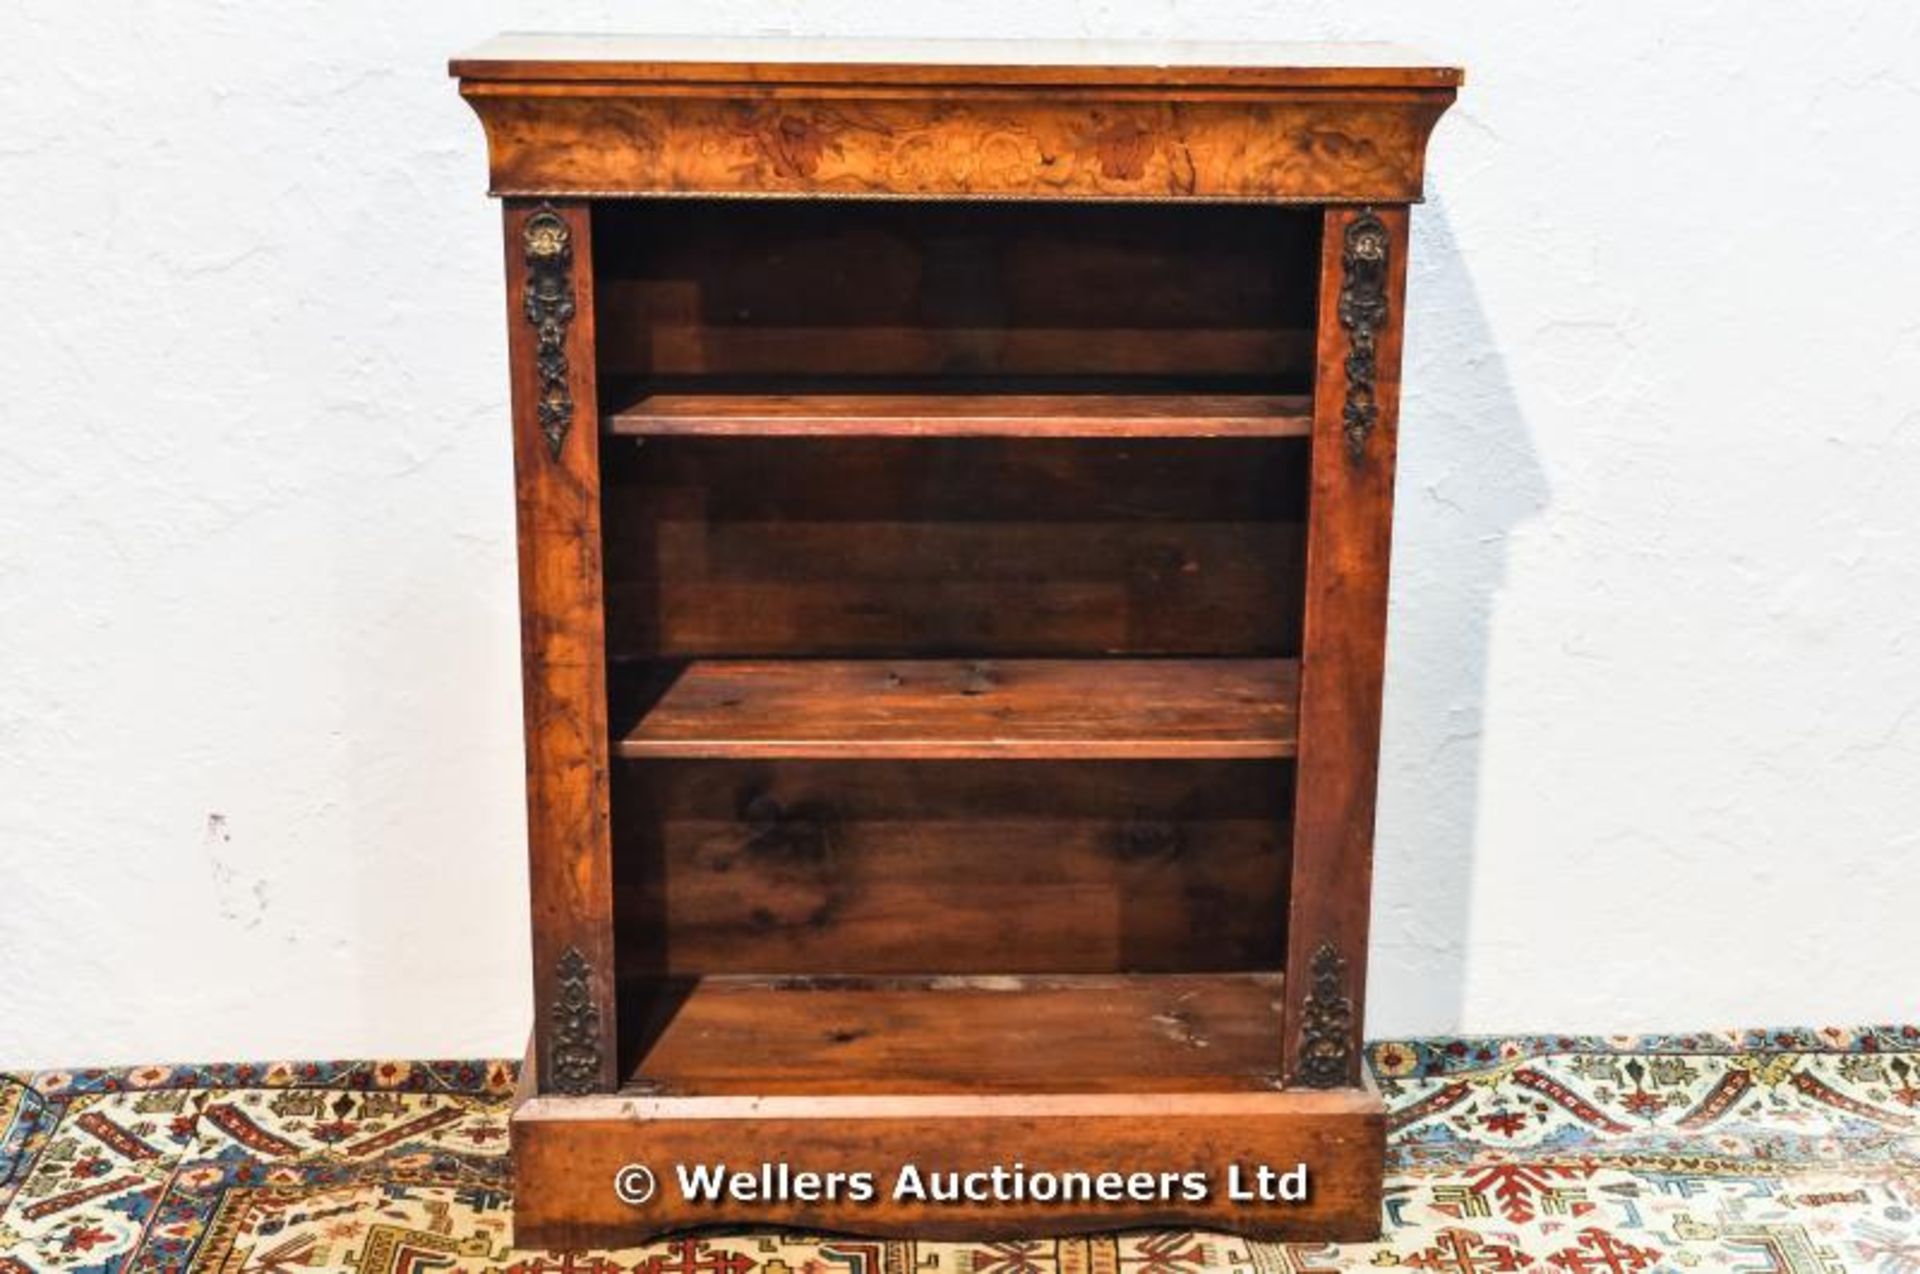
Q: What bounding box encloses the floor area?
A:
[2,1028,1916,1272]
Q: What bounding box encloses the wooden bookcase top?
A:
[451,34,1462,90]
[453,33,1460,201]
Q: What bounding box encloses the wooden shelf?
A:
[617,658,1298,760]
[622,972,1287,1096]
[605,391,1312,438]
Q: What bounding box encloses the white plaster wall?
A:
[2,1,1917,1068]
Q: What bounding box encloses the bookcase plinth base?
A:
[509,1083,1385,1247]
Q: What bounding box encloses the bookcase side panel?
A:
[1284,205,1411,1088]
[504,198,619,1094]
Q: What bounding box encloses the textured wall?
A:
[3,2,1917,1067]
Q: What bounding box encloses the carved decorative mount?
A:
[1297,940,1357,1088]
[548,945,602,1095]
[521,206,576,461]
[1338,210,1390,461]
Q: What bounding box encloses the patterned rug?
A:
[3,1028,1918,1272]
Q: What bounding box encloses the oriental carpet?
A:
[2,1028,1916,1272]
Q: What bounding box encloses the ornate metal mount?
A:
[1297,940,1357,1088]
[1338,209,1390,461]
[522,206,576,462]
[548,945,602,1095]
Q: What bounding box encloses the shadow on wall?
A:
[1369,192,1548,1037]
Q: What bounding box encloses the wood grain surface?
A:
[612,759,1289,977]
[592,201,1319,385]
[1282,207,1412,1088]
[459,87,1455,201]
[607,391,1312,438]
[512,1080,1385,1243]
[454,34,1462,89]
[600,435,1307,660]
[618,658,1299,759]
[621,972,1285,1095]
[503,200,619,1094]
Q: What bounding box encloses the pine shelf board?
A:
[617,657,1300,760]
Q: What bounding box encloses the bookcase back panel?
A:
[611,759,1290,980]
[602,437,1308,658]
[593,201,1319,388]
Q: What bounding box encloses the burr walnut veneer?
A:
[453,34,1459,1247]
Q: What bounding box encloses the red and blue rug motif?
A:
[2,1028,1917,1271]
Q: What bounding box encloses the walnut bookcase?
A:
[453,35,1459,1246]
